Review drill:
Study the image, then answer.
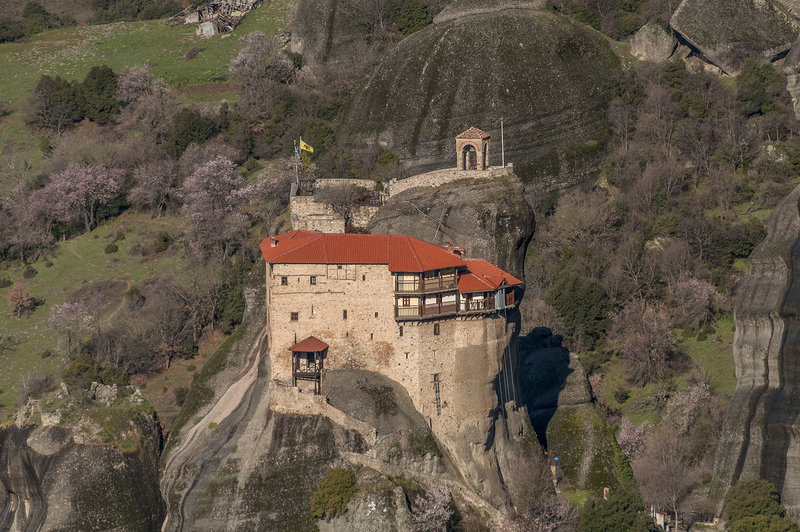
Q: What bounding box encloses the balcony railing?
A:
[395,278,457,293]
[462,298,493,312]
[395,302,458,320]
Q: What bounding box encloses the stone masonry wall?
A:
[266,262,516,435]
[290,196,378,232]
[388,164,513,197]
[315,178,379,190]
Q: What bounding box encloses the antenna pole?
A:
[501,117,505,168]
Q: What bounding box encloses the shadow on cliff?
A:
[516,327,572,449]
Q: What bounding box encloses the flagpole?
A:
[501,117,505,168]
[294,139,299,186]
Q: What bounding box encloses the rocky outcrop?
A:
[631,22,677,62]
[0,414,164,531]
[784,35,800,120]
[519,330,626,491]
[776,0,800,19]
[711,182,800,511]
[670,0,800,75]
[340,8,620,184]
[368,175,535,277]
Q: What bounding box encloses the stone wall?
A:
[315,178,379,190]
[388,164,513,197]
[266,262,516,437]
[289,196,379,232]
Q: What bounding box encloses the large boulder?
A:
[339,8,620,187]
[670,0,800,75]
[711,182,800,512]
[0,415,164,531]
[630,22,677,62]
[368,174,535,277]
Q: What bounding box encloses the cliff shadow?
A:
[516,328,572,449]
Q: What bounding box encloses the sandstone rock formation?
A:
[339,8,620,184]
[711,182,800,511]
[519,331,625,491]
[784,35,800,120]
[630,22,677,62]
[776,0,800,19]
[0,415,164,531]
[670,0,799,75]
[368,175,535,277]
[160,259,546,528]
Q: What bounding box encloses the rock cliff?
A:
[0,414,164,531]
[711,182,800,511]
[519,330,626,491]
[670,0,799,75]
[339,8,620,185]
[368,174,535,277]
[160,258,546,528]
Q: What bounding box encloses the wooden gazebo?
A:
[289,336,328,394]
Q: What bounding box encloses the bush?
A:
[104,243,119,254]
[0,275,11,288]
[407,428,441,457]
[579,487,658,532]
[310,468,358,520]
[394,0,432,36]
[730,514,799,532]
[172,107,218,155]
[153,231,173,253]
[174,386,188,406]
[613,387,630,403]
[724,478,785,524]
[357,381,397,416]
[546,271,611,347]
[22,266,37,278]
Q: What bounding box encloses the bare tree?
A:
[9,284,35,319]
[315,184,360,229]
[48,302,95,360]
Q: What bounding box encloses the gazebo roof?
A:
[289,336,329,352]
[455,126,491,140]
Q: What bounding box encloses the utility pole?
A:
[501,117,505,168]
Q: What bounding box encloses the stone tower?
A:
[455,126,491,171]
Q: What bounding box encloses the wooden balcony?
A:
[395,302,458,320]
[395,278,458,294]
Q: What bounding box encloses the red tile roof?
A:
[458,259,523,292]
[260,231,523,292]
[260,230,464,272]
[289,336,329,352]
[456,126,491,140]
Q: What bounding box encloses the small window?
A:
[370,333,374,340]
[338,265,342,270]
[362,274,366,281]
[374,312,378,318]
[405,352,409,359]
[343,309,348,319]
[399,326,403,337]
[402,297,411,306]
[310,276,316,285]
[434,323,440,336]
[290,312,298,321]
[281,276,288,286]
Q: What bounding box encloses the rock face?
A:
[519,330,625,491]
[670,0,800,75]
[784,35,800,120]
[368,175,535,277]
[433,0,546,24]
[630,22,677,62]
[0,415,164,531]
[340,8,620,185]
[711,182,800,510]
[161,261,546,528]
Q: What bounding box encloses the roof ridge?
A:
[406,235,423,271]
[273,232,322,262]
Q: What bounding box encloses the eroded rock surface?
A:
[631,22,677,62]
[784,35,800,120]
[0,415,164,531]
[368,175,535,277]
[711,182,800,510]
[671,0,799,74]
[340,8,619,184]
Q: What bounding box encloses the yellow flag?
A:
[300,140,314,153]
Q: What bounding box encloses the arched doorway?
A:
[462,144,477,170]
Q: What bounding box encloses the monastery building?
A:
[260,230,522,430]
